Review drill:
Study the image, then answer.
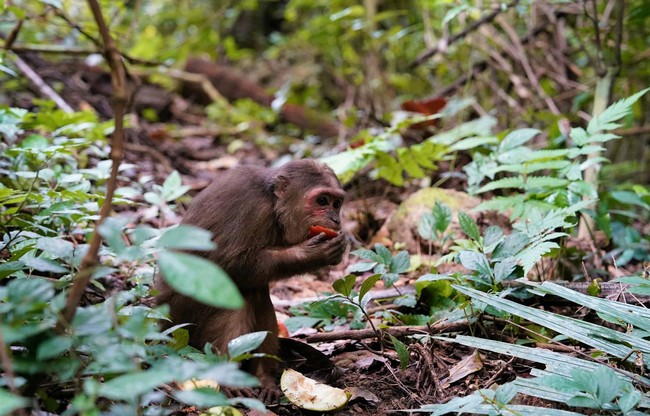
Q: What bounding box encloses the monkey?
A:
[156,159,346,389]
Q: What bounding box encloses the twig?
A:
[2,18,23,50]
[59,0,128,328]
[301,320,468,343]
[6,43,97,55]
[410,0,520,68]
[11,53,74,113]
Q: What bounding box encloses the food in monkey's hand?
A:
[308,225,339,240]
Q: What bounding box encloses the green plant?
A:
[0,105,268,415]
[466,88,649,222]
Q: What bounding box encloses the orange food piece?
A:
[278,322,289,338]
[308,225,338,239]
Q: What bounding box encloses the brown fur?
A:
[156,159,346,382]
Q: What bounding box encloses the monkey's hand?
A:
[258,233,346,281]
[301,232,347,267]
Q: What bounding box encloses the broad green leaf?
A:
[358,274,381,302]
[20,134,48,149]
[173,388,229,408]
[100,367,178,401]
[494,258,517,282]
[22,257,67,273]
[432,201,452,233]
[389,334,409,370]
[347,261,377,273]
[492,232,530,260]
[332,274,356,297]
[227,331,268,358]
[610,191,650,210]
[98,217,128,254]
[0,389,28,415]
[390,251,410,273]
[36,336,73,360]
[161,171,191,202]
[499,128,540,151]
[458,251,491,276]
[158,252,243,309]
[158,225,216,251]
[482,226,504,252]
[36,237,74,261]
[458,212,480,241]
[374,244,393,264]
[418,213,437,240]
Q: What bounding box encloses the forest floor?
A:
[14,54,646,416]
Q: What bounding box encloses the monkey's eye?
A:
[316,196,328,206]
[333,200,342,209]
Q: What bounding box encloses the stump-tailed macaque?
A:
[156,159,346,386]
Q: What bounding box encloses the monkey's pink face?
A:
[304,186,345,233]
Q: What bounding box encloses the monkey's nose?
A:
[330,216,340,225]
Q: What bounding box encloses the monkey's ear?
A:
[272,175,289,198]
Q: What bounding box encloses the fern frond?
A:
[587,87,649,134]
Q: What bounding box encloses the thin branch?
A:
[410,0,520,68]
[59,0,128,328]
[301,320,469,343]
[11,53,74,113]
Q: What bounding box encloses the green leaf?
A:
[20,134,48,149]
[477,177,524,193]
[36,237,74,261]
[22,257,68,273]
[610,191,650,210]
[227,332,268,358]
[518,241,559,276]
[499,128,540,151]
[0,389,28,415]
[588,88,649,134]
[161,171,191,202]
[458,251,491,276]
[390,251,410,273]
[158,225,216,251]
[100,367,178,401]
[432,201,452,233]
[98,217,128,254]
[358,274,381,302]
[374,244,393,264]
[388,335,409,370]
[397,148,425,178]
[494,258,517,283]
[418,213,437,241]
[618,389,642,413]
[332,274,356,297]
[36,336,73,360]
[173,388,229,408]
[347,261,377,273]
[158,252,243,309]
[482,226,504,252]
[458,212,480,241]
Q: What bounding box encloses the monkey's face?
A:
[304,186,345,234]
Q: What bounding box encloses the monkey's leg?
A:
[246,288,281,389]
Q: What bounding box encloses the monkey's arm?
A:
[234,234,346,290]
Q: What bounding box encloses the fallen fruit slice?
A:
[200,407,242,416]
[308,225,339,239]
[280,368,351,412]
